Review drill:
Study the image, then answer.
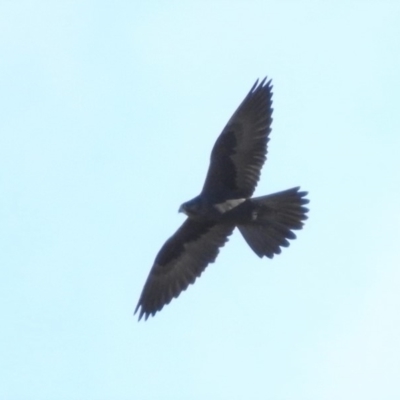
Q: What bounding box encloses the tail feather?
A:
[238,187,309,258]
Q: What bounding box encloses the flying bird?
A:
[135,77,309,320]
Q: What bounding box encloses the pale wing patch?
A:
[214,198,246,213]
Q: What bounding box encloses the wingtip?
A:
[251,76,271,90]
[250,78,259,92]
[134,300,160,322]
[134,301,147,322]
[259,76,268,87]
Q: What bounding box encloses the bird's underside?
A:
[135,77,309,321]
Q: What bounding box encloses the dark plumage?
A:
[135,77,309,320]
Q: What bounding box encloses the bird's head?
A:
[179,196,202,218]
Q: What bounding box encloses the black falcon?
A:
[135,77,309,320]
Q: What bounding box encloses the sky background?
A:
[1,2,400,399]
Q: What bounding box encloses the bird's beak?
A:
[178,205,187,215]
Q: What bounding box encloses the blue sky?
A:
[1,2,400,399]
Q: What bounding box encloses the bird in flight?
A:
[135,77,309,321]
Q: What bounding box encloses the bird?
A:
[135,77,309,321]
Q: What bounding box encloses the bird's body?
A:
[135,78,309,320]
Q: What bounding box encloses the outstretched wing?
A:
[201,78,273,202]
[135,219,234,320]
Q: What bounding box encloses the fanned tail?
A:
[238,187,309,258]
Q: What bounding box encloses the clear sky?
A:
[1,2,400,399]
